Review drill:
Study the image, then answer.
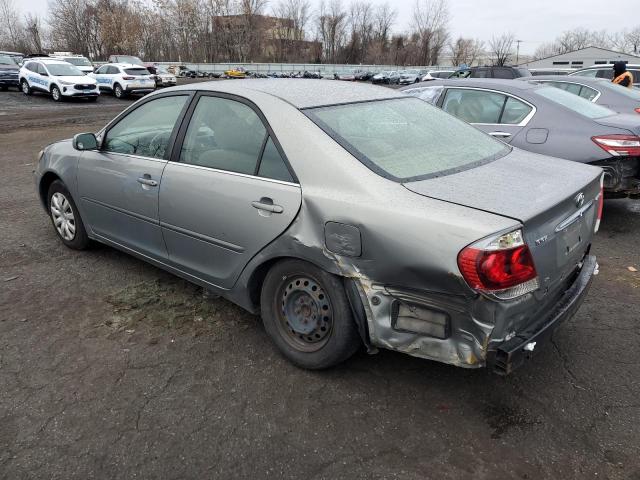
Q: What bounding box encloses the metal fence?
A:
[152,62,453,74]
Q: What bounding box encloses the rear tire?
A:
[47,180,90,250]
[21,80,31,95]
[114,83,126,99]
[260,259,361,369]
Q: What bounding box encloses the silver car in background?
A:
[403,79,640,198]
[35,80,602,374]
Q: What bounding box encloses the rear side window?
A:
[442,89,505,123]
[124,68,150,76]
[493,68,514,79]
[535,86,614,119]
[501,97,533,124]
[630,69,640,83]
[572,69,598,78]
[104,95,189,158]
[257,137,293,182]
[472,68,489,78]
[596,69,613,80]
[306,97,509,182]
[180,96,266,175]
[107,66,119,74]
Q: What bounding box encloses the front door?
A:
[77,94,191,260]
[159,94,302,289]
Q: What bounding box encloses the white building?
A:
[519,46,640,70]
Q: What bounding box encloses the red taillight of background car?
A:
[635,107,640,114]
[591,135,640,156]
[458,229,538,298]
[122,76,135,80]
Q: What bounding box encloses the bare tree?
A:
[412,0,449,65]
[0,0,24,50]
[23,13,45,52]
[626,26,640,54]
[316,0,347,63]
[450,37,484,66]
[489,33,515,66]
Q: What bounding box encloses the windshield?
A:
[124,67,150,75]
[46,63,84,76]
[535,86,615,119]
[64,57,92,66]
[306,97,509,182]
[0,55,16,65]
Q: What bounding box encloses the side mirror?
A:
[41,72,48,77]
[73,133,98,151]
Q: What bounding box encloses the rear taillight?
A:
[122,76,134,80]
[635,107,640,114]
[595,173,604,233]
[592,134,640,156]
[458,229,539,300]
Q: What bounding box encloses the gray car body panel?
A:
[34,79,601,369]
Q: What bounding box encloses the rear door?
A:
[159,93,302,289]
[439,87,534,143]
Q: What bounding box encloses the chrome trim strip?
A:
[160,221,245,253]
[166,161,301,187]
[555,200,595,232]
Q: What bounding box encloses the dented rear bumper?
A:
[487,255,597,375]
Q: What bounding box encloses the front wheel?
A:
[21,80,31,95]
[260,259,361,369]
[51,85,62,102]
[47,180,90,250]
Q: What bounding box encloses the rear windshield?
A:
[535,86,615,119]
[306,97,509,182]
[599,80,640,100]
[124,68,150,76]
[46,63,83,76]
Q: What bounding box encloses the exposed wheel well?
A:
[50,83,59,92]
[39,172,61,208]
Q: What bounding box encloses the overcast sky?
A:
[18,0,639,55]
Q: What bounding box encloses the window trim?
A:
[533,80,602,103]
[439,86,537,126]
[98,91,195,161]
[169,90,299,184]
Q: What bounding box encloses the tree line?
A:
[1,0,639,66]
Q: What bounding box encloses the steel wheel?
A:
[50,192,76,241]
[277,275,334,353]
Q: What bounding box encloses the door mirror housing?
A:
[73,133,98,151]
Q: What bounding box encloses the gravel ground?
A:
[1,82,639,480]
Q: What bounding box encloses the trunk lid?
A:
[594,113,640,136]
[404,149,602,296]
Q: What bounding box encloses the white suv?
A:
[19,59,99,101]
[89,63,156,98]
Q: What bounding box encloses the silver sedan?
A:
[35,80,602,374]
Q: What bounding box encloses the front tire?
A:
[21,80,31,95]
[260,259,361,369]
[47,180,90,250]
[51,85,62,102]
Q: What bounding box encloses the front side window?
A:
[180,96,267,175]
[36,63,47,75]
[306,97,509,182]
[535,86,614,119]
[442,89,505,124]
[596,69,614,80]
[493,68,515,79]
[103,95,188,158]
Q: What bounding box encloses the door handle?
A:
[251,199,283,214]
[137,176,158,187]
[489,131,512,138]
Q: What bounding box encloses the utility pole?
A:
[516,39,523,65]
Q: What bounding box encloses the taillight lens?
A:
[122,76,134,80]
[635,107,640,114]
[595,173,604,233]
[592,135,640,156]
[458,229,538,299]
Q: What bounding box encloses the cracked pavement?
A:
[1,86,639,479]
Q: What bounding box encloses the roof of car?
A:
[29,59,70,65]
[171,79,404,109]
[408,78,542,92]
[103,63,146,68]
[574,64,640,69]
[522,75,609,83]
